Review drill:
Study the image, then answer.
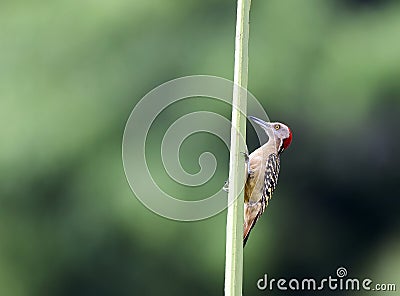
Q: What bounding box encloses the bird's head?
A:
[249,116,292,154]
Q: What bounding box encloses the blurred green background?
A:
[1,0,399,295]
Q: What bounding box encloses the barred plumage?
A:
[261,153,280,211]
[243,153,281,245]
[242,117,292,246]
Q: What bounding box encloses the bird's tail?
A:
[243,204,262,247]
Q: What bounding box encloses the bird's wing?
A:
[243,153,280,245]
[261,153,280,212]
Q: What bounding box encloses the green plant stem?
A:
[224,0,251,295]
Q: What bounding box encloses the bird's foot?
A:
[223,180,229,193]
[240,151,254,177]
[240,151,249,163]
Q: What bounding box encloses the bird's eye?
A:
[274,124,280,130]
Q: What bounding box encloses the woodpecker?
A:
[243,116,292,246]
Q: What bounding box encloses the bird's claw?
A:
[240,151,249,163]
[241,151,253,176]
[223,180,229,192]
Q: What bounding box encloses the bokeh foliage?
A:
[1,0,399,295]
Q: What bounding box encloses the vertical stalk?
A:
[224,0,251,295]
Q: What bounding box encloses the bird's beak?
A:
[249,116,270,129]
